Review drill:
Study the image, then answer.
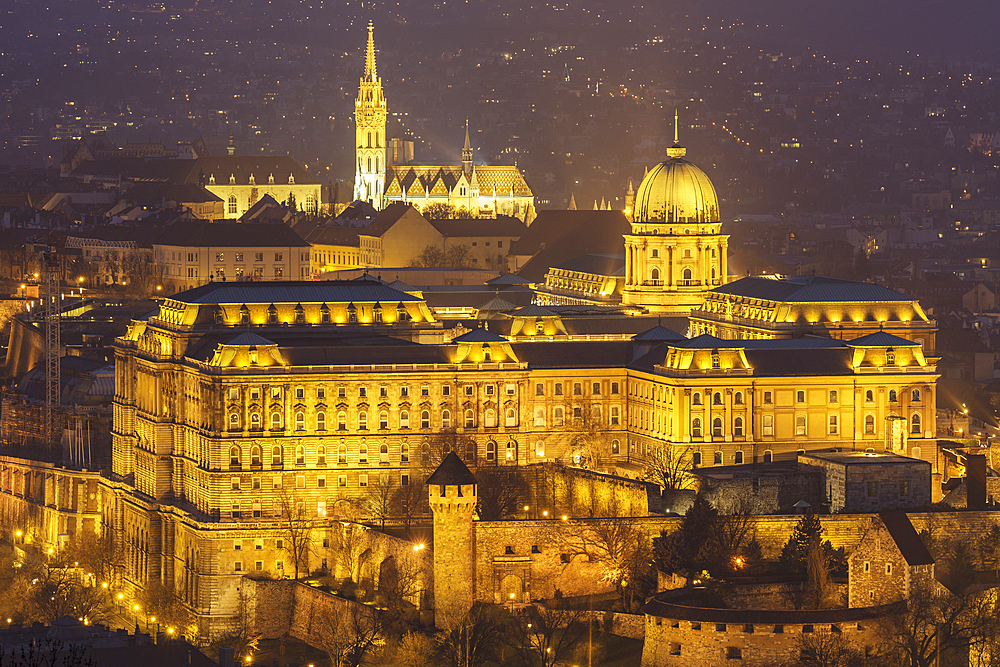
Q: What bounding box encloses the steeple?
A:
[462,118,473,176]
[667,107,687,159]
[364,21,378,83]
[354,22,387,207]
[567,192,577,210]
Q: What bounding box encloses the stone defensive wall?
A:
[521,463,656,518]
[473,511,1000,603]
[641,590,903,667]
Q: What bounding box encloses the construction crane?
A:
[42,244,61,455]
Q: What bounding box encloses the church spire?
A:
[364,21,378,82]
[567,192,577,210]
[462,118,473,176]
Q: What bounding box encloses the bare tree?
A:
[137,580,195,635]
[435,603,509,667]
[25,563,113,625]
[422,202,457,219]
[562,398,616,473]
[790,630,866,667]
[377,554,426,624]
[412,245,445,268]
[321,601,384,667]
[212,586,260,663]
[364,475,396,530]
[66,527,125,589]
[508,603,588,667]
[873,578,998,667]
[392,476,425,536]
[558,515,652,610]
[641,444,694,492]
[386,631,436,667]
[330,522,370,585]
[475,467,528,521]
[277,488,317,580]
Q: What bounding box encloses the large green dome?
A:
[633,146,719,224]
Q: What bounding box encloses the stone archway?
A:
[499,573,524,604]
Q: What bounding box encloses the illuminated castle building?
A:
[621,115,729,315]
[354,25,535,223]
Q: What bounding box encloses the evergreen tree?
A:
[779,512,846,576]
[653,494,719,575]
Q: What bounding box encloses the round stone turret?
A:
[426,451,478,628]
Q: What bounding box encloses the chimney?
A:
[967,453,987,510]
[218,646,235,667]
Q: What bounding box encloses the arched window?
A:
[338,445,347,464]
[763,414,774,436]
[421,410,430,429]
[505,409,517,427]
[911,413,921,434]
[553,407,564,426]
[271,413,282,430]
[712,417,723,437]
[763,450,773,464]
[485,409,497,428]
[889,390,898,403]
[734,451,744,465]
[295,445,305,465]
[228,195,237,215]
[866,390,874,402]
[421,444,430,465]
[271,446,282,467]
[713,392,723,405]
[250,445,261,466]
[713,451,723,465]
[683,268,692,280]
[229,446,241,467]
[611,439,620,455]
[912,389,921,402]
[651,267,660,282]
[358,411,368,430]
[250,413,261,430]
[865,414,876,434]
[317,412,327,431]
[692,451,702,466]
[692,417,702,437]
[359,444,368,464]
[465,440,476,463]
[795,414,807,436]
[465,409,475,428]
[380,443,389,463]
[316,445,326,466]
[536,440,545,457]
[333,411,345,431]
[886,349,895,366]
[442,410,452,428]
[367,131,372,148]
[401,443,409,463]
[734,416,744,437]
[486,441,496,461]
[911,446,921,460]
[229,413,240,430]
[399,410,409,429]
[295,412,305,431]
[829,415,838,434]
[734,391,743,405]
[379,411,389,430]
[692,392,702,406]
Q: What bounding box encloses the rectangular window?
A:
[401,473,409,486]
[555,382,563,396]
[339,475,347,487]
[317,475,326,488]
[216,253,225,262]
[829,390,838,404]
[359,386,367,398]
[899,481,910,497]
[296,475,305,489]
[380,386,388,398]
[611,382,620,395]
[272,476,282,489]
[252,477,260,490]
[421,386,430,397]
[255,252,263,261]
[255,561,263,571]
[573,382,582,396]
[274,253,283,261]
[465,385,474,396]
[317,386,326,399]
[234,541,242,551]
[592,381,601,395]
[535,382,544,396]
[229,387,239,401]
[234,561,242,572]
[235,253,244,262]
[506,384,516,396]
[442,385,451,396]
[231,478,240,491]
[231,504,240,519]
[763,391,772,404]
[485,385,495,396]
[867,481,877,497]
[255,540,264,551]
[359,474,368,487]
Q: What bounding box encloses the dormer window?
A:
[249,173,255,186]
[347,302,357,323]
[288,173,295,184]
[321,304,331,324]
[240,305,250,325]
[209,174,216,185]
[268,173,275,184]
[373,302,383,323]
[294,304,305,324]
[886,348,895,366]
[712,353,720,369]
[267,305,278,325]
[230,174,236,184]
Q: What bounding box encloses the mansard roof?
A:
[848,331,921,347]
[710,275,916,304]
